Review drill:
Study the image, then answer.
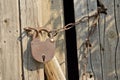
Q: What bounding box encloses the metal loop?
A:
[24,27,39,38]
[63,23,75,30]
[48,30,58,38]
[39,28,49,33]
[24,27,37,32]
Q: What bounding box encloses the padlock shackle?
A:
[39,29,49,34]
[24,27,58,39]
[33,30,39,39]
[33,28,52,40]
[24,27,37,31]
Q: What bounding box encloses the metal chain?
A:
[24,7,107,41]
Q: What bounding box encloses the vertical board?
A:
[115,0,120,79]
[20,0,44,79]
[74,0,120,80]
[74,0,88,79]
[74,0,102,80]
[86,1,102,80]
[74,0,103,80]
[0,0,22,80]
[99,0,120,80]
[20,0,66,80]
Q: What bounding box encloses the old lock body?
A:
[31,30,55,63]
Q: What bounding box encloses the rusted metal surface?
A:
[31,38,55,63]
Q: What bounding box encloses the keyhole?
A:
[42,54,45,62]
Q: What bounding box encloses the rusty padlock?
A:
[31,29,55,63]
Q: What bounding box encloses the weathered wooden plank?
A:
[86,1,102,80]
[115,0,120,79]
[74,0,88,79]
[74,0,103,80]
[20,0,43,79]
[0,0,22,80]
[38,0,66,76]
[99,0,120,80]
[98,13,106,80]
[20,0,66,80]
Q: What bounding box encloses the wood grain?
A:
[115,0,120,79]
[74,0,88,79]
[0,0,22,80]
[74,0,120,80]
[45,57,66,80]
[74,0,101,80]
[20,0,66,80]
[99,0,120,80]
